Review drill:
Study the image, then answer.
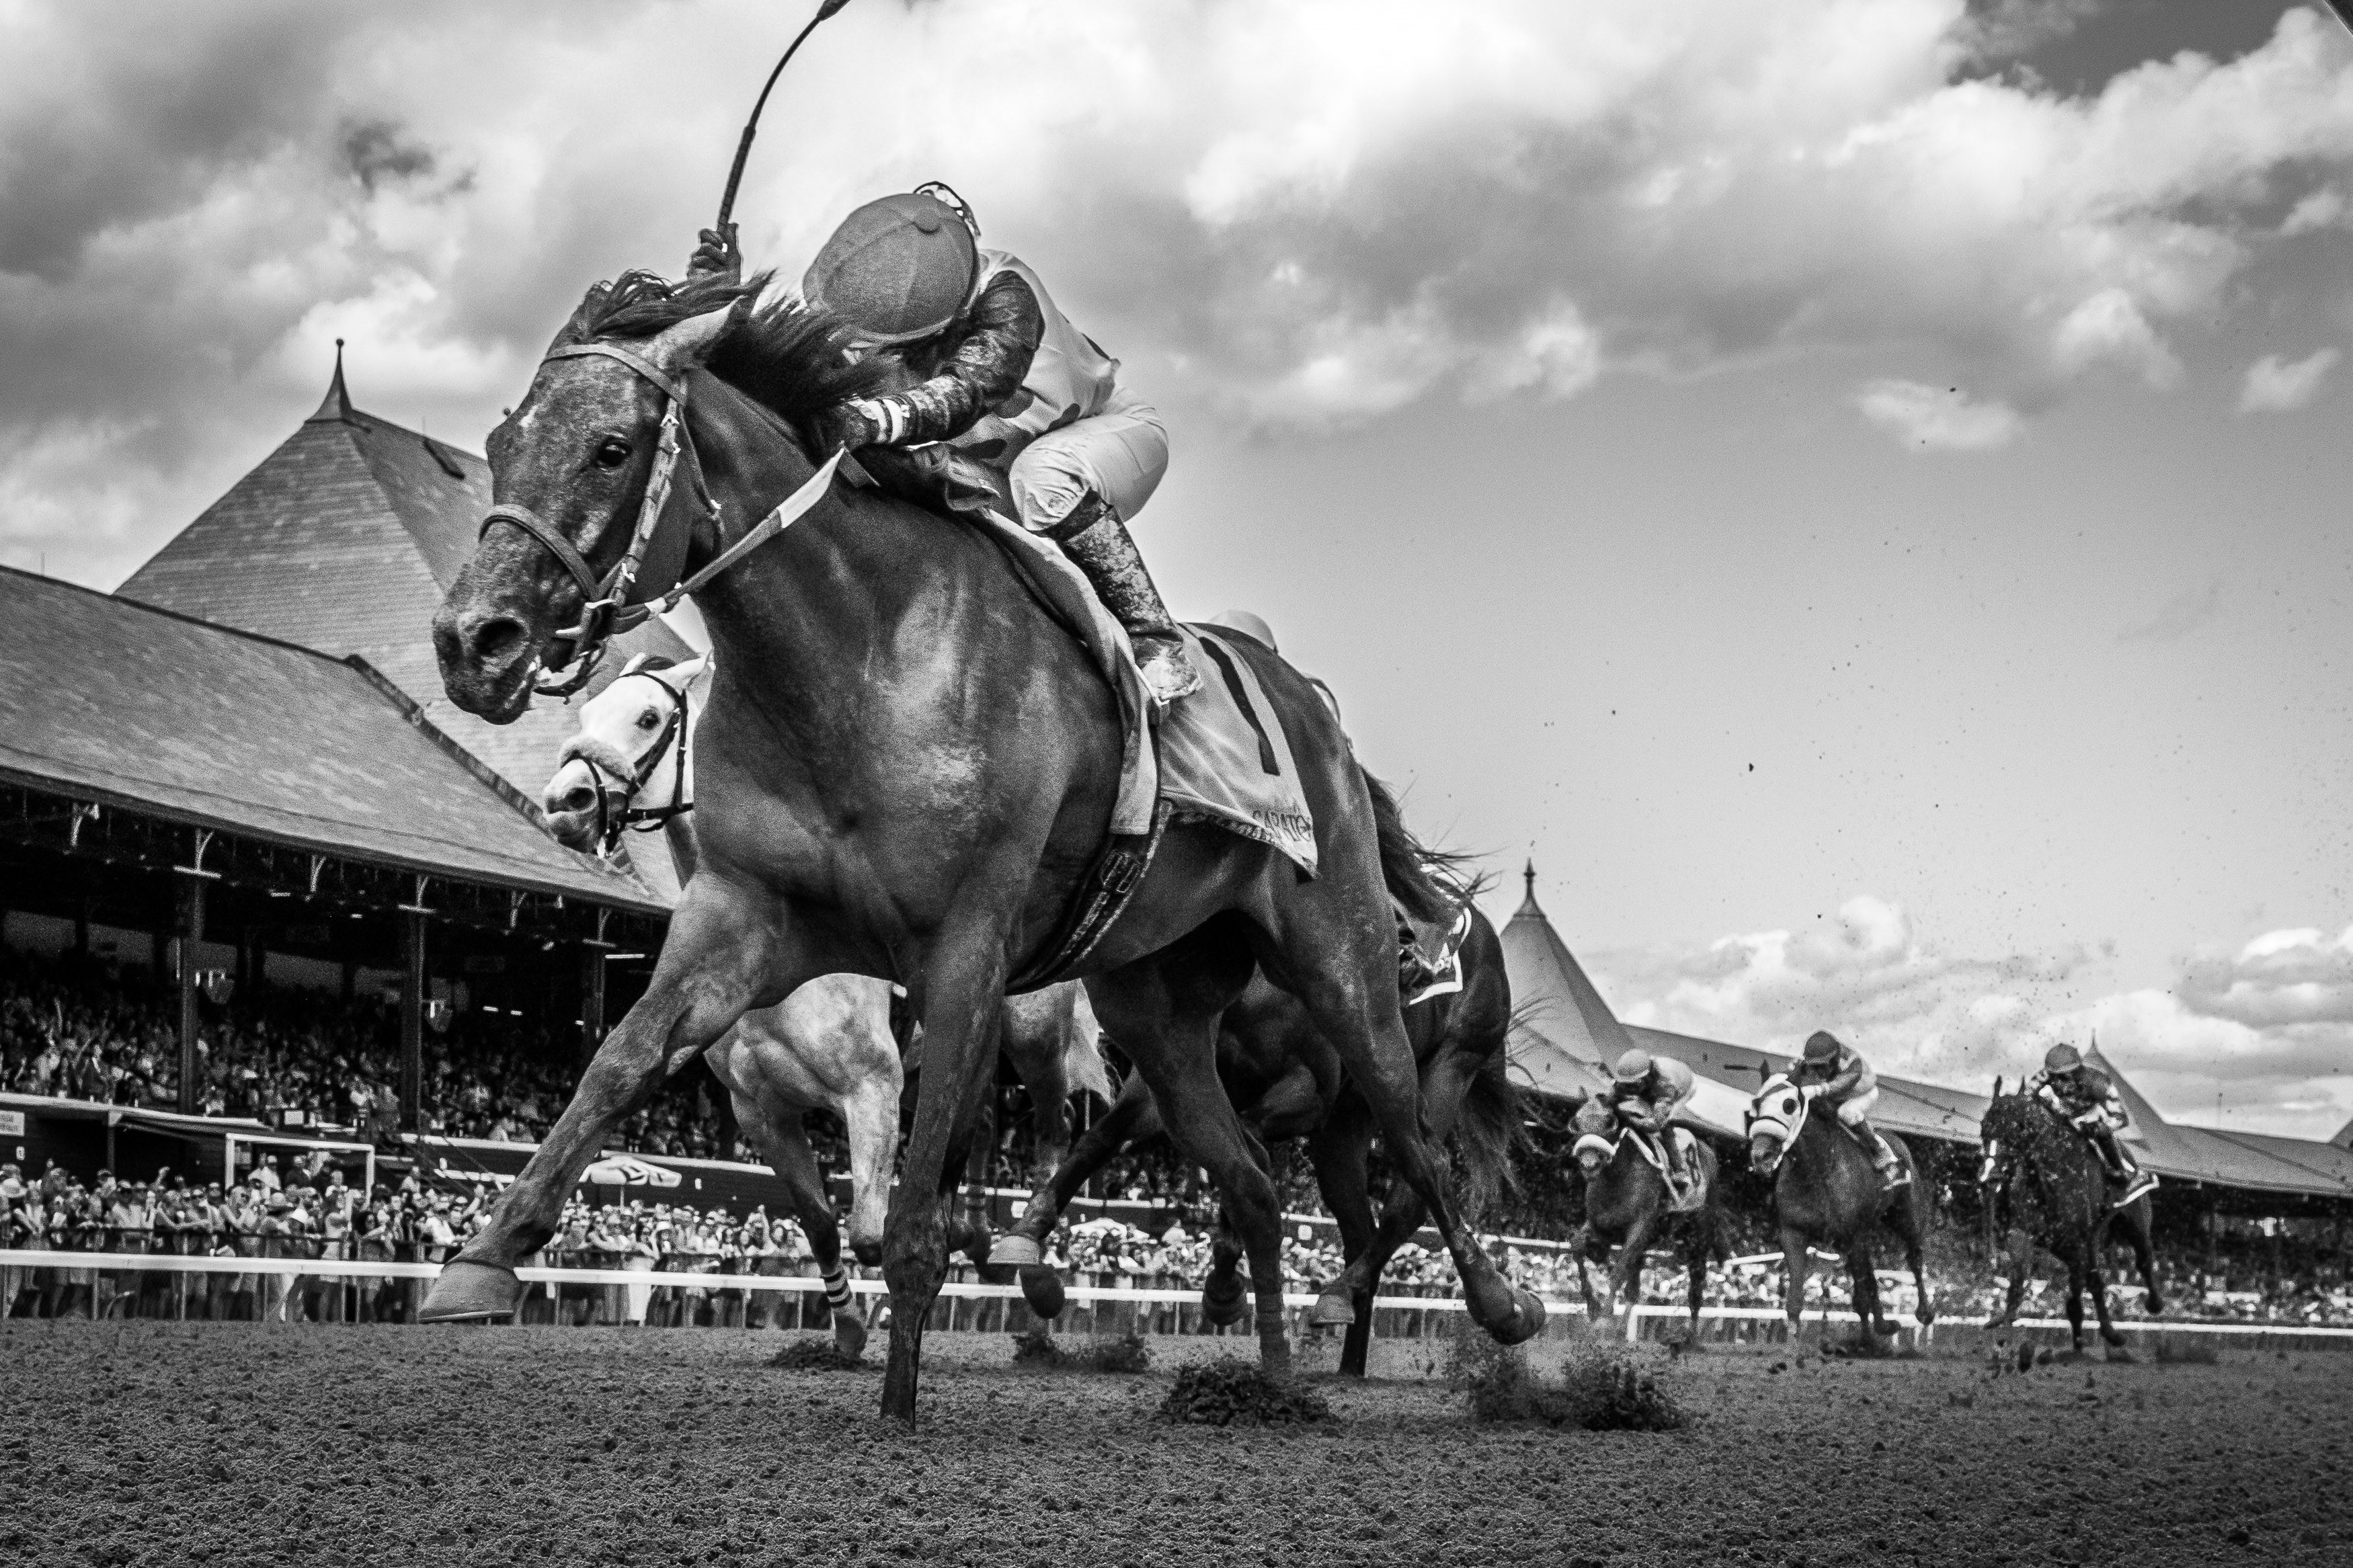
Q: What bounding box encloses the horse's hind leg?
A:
[1088,924,1285,1371]
[1252,921,1540,1347]
[2087,1262,2126,1350]
[2125,1205,2163,1315]
[1304,1100,1378,1367]
[2063,1258,2088,1352]
[728,1084,865,1359]
[1848,1244,1893,1339]
[994,1063,1159,1269]
[422,878,805,1321]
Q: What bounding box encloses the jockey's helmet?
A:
[1612,1048,1652,1084]
[1802,1030,1843,1065]
[801,188,981,348]
[2044,1042,2084,1075]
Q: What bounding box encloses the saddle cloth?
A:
[969,514,1317,876]
[1640,1126,1709,1215]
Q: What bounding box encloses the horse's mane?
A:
[561,269,895,435]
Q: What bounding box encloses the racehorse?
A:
[1977,1085,2162,1352]
[539,654,1112,1356]
[427,269,1542,1420]
[1567,1096,1725,1329]
[994,903,1519,1376]
[1745,1073,1933,1350]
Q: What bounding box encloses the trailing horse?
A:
[427,270,1542,1421]
[1567,1096,1726,1329]
[1978,1086,2162,1352]
[1745,1073,1933,1349]
[995,900,1519,1376]
[539,655,1111,1355]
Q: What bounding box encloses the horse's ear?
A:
[620,653,653,677]
[1992,1075,2003,1099]
[647,306,733,373]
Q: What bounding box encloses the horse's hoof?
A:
[832,1311,868,1362]
[1870,1317,1898,1338]
[417,1260,518,1323]
[1917,1307,1936,1327]
[989,1234,1043,1268]
[2144,1294,2163,1316]
[1486,1288,1546,1347]
[1201,1275,1247,1328]
[1019,1266,1066,1320]
[1309,1289,1356,1328]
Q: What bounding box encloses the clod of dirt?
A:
[1456,1337,1686,1432]
[1008,1330,1153,1374]
[767,1337,867,1372]
[2155,1340,2219,1367]
[1155,1358,1331,1427]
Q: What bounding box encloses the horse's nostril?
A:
[469,616,526,667]
[562,786,596,814]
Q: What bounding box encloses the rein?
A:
[479,336,846,698]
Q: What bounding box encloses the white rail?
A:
[9,1252,2350,1342]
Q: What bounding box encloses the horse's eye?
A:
[637,709,660,730]
[594,438,631,468]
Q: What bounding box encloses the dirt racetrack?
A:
[4,1321,2348,1568]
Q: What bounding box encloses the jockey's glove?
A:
[688,224,741,285]
[813,400,885,452]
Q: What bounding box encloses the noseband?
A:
[569,671,693,856]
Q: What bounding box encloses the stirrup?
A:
[2114,1171,2157,1206]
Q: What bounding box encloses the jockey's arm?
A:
[1813,1061,1862,1099]
[855,271,1045,446]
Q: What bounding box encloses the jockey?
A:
[2028,1043,2157,1202]
[1604,1049,1698,1198]
[690,187,1199,706]
[1788,1031,1905,1188]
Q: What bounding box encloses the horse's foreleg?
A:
[880,917,1013,1426]
[838,1079,900,1270]
[737,1099,863,1357]
[1615,1213,1659,1323]
[2088,1262,2125,1349]
[2063,1257,2088,1352]
[1782,1231,1811,1359]
[422,882,801,1321]
[2126,1205,2163,1315]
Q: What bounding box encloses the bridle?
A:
[478,329,847,700]
[573,669,694,857]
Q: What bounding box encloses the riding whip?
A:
[714,0,856,233]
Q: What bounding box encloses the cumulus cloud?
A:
[1594,903,2353,1138]
[2238,346,2342,411]
[1856,378,2024,450]
[7,1,2353,582]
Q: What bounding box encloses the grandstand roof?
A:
[1490,879,2349,1197]
[0,567,662,911]
[113,352,693,874]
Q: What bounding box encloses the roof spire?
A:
[307,338,355,425]
[1516,858,1541,917]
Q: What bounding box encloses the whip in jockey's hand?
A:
[787,182,1201,706]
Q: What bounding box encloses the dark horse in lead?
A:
[422,271,1542,1421]
[1567,1097,1726,1330]
[1746,1073,1934,1352]
[1979,1085,2163,1352]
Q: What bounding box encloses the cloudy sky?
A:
[4,0,2350,1135]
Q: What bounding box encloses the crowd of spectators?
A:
[0,946,726,1155]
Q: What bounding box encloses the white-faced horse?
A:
[542,653,1109,1356]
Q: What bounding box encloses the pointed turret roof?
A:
[1497,862,1622,1102]
[116,347,689,903]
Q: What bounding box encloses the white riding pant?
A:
[1006,382,1169,532]
[1835,1087,1879,1126]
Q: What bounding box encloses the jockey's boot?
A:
[1049,495,1202,706]
[1662,1133,1693,1202]
[1858,1119,1906,1187]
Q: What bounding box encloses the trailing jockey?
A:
[1604,1048,1698,1202]
[1789,1030,1907,1190]
[2028,1043,2158,1204]
[690,185,1200,705]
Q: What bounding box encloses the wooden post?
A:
[400,907,428,1133]
[175,871,205,1114]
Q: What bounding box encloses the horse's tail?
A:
[1361,769,1454,923]
[1452,1048,1524,1221]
